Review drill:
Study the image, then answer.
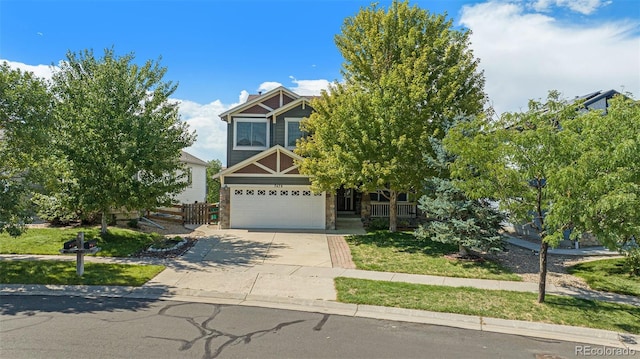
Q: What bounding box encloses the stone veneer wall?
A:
[219,187,230,229]
[325,192,336,230]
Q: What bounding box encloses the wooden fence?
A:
[147,203,219,225]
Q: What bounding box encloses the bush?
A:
[32,193,79,225]
[127,218,139,229]
[623,247,640,276]
[367,218,390,231]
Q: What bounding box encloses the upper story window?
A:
[234,118,268,150]
[285,117,305,149]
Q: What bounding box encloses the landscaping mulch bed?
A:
[133,237,198,259]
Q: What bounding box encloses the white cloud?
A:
[257,82,283,93]
[176,99,230,165]
[1,59,56,80]
[258,78,330,97]
[460,1,640,115]
[529,0,612,15]
[288,77,330,96]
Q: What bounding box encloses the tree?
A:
[548,95,640,272]
[49,48,195,234]
[297,0,486,231]
[206,159,222,203]
[444,91,639,303]
[0,63,53,236]
[415,136,505,257]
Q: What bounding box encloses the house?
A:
[173,150,208,204]
[215,86,417,230]
[574,89,620,113]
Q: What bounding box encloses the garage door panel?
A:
[230,186,325,229]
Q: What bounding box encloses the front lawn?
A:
[0,227,162,257]
[568,258,640,296]
[335,277,639,334]
[0,260,165,286]
[346,231,520,281]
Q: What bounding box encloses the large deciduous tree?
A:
[0,63,53,235]
[444,91,639,303]
[297,0,486,231]
[49,48,195,234]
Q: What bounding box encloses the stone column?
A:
[219,186,231,229]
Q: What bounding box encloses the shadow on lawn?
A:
[0,260,163,286]
[348,231,457,257]
[347,230,516,276]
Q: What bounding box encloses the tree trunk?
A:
[389,190,398,232]
[535,184,547,303]
[101,211,108,235]
[538,240,549,303]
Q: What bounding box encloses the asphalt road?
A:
[0,295,626,359]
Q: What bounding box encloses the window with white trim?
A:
[285,118,305,149]
[234,118,268,150]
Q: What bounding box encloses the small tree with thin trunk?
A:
[445,90,640,303]
[49,48,195,234]
[445,91,574,303]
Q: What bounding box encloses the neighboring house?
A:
[574,89,620,113]
[173,150,208,204]
[215,86,417,230]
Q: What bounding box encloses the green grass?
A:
[0,260,165,286]
[0,227,162,257]
[568,258,640,296]
[335,277,640,334]
[346,231,521,281]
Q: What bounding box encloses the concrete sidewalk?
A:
[505,236,619,256]
[1,227,638,350]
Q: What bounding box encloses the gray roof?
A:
[180,150,208,166]
[573,89,620,109]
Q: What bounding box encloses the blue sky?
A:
[2,0,639,164]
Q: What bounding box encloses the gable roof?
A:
[214,145,305,182]
[180,150,208,167]
[573,89,620,110]
[219,86,314,122]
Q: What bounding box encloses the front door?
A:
[337,187,354,212]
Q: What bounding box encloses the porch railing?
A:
[370,202,417,218]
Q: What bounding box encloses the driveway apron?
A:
[150,228,337,301]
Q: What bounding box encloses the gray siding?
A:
[273,106,313,147]
[226,105,314,167]
[586,97,608,112]
[226,121,263,167]
[225,177,311,185]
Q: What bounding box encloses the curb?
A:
[2,284,638,351]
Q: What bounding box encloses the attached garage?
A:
[229,185,326,229]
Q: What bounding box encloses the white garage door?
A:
[230,186,326,229]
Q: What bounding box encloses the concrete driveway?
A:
[192,229,333,268]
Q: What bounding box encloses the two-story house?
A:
[215,87,332,229]
[215,86,419,230]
